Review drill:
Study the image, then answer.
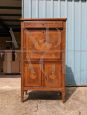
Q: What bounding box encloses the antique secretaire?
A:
[20,18,66,102]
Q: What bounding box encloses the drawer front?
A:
[44,62,62,88]
[23,29,62,60]
[24,21,63,28]
[24,63,42,87]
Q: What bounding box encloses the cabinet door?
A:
[23,29,62,60]
[24,63,42,87]
[44,63,62,88]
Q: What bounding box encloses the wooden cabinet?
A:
[21,18,66,102]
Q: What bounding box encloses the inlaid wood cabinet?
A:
[21,18,66,102]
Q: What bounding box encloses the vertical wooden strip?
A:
[61,21,66,101]
[21,21,24,101]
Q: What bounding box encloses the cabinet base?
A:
[21,90,65,103]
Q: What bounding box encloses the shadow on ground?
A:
[24,87,77,102]
[65,65,77,102]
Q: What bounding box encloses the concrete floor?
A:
[0,75,87,115]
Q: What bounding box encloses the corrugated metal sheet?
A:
[22,0,87,86]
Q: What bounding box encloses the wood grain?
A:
[21,18,66,102]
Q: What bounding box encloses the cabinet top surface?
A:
[20,18,67,21]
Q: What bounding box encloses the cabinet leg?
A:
[62,92,65,103]
[21,90,24,102]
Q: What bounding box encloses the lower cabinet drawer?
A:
[44,62,62,88]
[24,63,42,87]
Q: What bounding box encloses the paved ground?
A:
[0,75,87,115]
